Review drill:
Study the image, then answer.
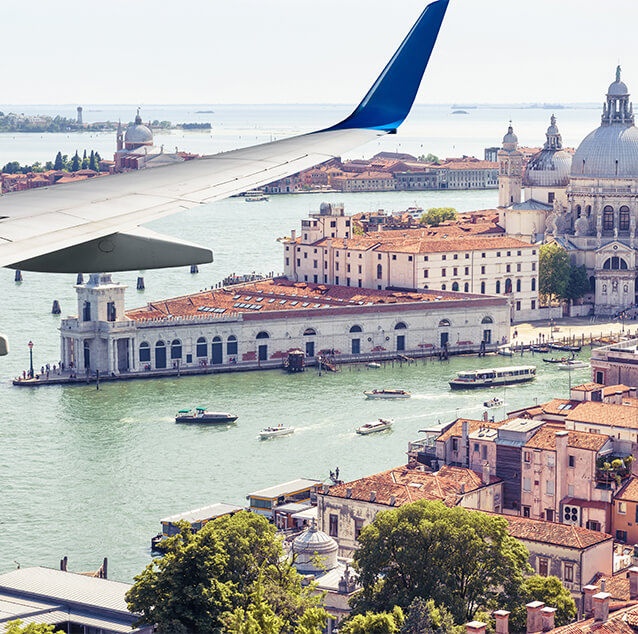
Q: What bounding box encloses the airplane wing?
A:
[0,0,448,275]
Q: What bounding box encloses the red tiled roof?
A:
[604,385,632,396]
[616,477,638,503]
[572,383,604,392]
[550,601,638,632]
[525,425,609,452]
[325,465,498,507]
[436,418,506,443]
[566,402,638,429]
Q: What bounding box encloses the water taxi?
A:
[449,366,536,390]
[175,407,238,424]
[557,359,589,370]
[363,389,411,400]
[245,190,269,202]
[483,397,504,408]
[356,419,393,435]
[259,424,294,439]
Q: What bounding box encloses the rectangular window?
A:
[297,259,300,266]
[465,253,469,259]
[546,480,555,496]
[586,520,601,531]
[517,263,522,272]
[392,254,397,260]
[313,260,318,268]
[424,270,429,278]
[497,252,501,257]
[532,262,536,271]
[547,453,555,467]
[106,301,116,322]
[564,563,574,583]
[524,451,531,463]
[347,264,351,273]
[548,192,555,203]
[538,558,549,576]
[568,455,575,467]
[329,514,338,537]
[304,252,308,259]
[482,252,486,258]
[618,501,627,514]
[474,443,479,453]
[442,255,446,260]
[531,300,536,310]
[354,518,364,539]
[285,257,289,266]
[454,254,458,260]
[523,505,531,517]
[506,264,511,272]
[424,255,428,261]
[442,269,446,277]
[453,267,458,276]
[408,256,413,261]
[516,301,521,311]
[617,530,628,542]
[481,266,486,274]
[523,477,531,492]
[452,438,459,451]
[482,445,487,460]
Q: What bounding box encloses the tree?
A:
[400,598,462,634]
[126,513,327,633]
[539,243,570,303]
[3,621,63,633]
[352,501,530,623]
[1,161,20,174]
[419,208,457,227]
[418,153,440,164]
[340,607,404,634]
[89,150,98,172]
[508,575,576,631]
[70,152,81,172]
[53,152,64,171]
[562,264,590,302]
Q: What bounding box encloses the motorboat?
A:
[449,366,536,390]
[245,190,269,202]
[363,389,411,399]
[367,362,382,369]
[557,360,589,370]
[175,407,238,424]
[259,424,295,439]
[356,419,393,435]
[483,397,504,408]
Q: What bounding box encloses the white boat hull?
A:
[356,420,393,435]
[364,391,411,399]
[557,362,588,370]
[259,427,294,439]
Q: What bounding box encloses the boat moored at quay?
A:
[449,365,536,390]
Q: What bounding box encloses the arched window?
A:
[139,341,151,363]
[196,337,207,357]
[481,316,493,324]
[212,336,221,342]
[620,206,630,231]
[256,331,270,339]
[531,278,536,291]
[516,279,521,292]
[303,328,316,336]
[438,319,451,327]
[227,335,238,355]
[603,206,614,231]
[441,284,446,290]
[505,278,512,293]
[349,325,362,333]
[376,264,383,279]
[394,322,407,330]
[603,257,628,270]
[464,283,469,292]
[171,339,182,360]
[496,280,501,294]
[452,282,459,291]
[576,205,582,218]
[155,340,166,369]
[480,281,486,294]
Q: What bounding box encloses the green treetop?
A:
[419,208,457,226]
[3,621,63,633]
[539,243,571,302]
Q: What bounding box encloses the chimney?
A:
[526,601,544,634]
[593,592,610,622]
[583,585,598,617]
[541,607,556,632]
[629,566,638,599]
[291,229,296,241]
[370,491,376,502]
[555,430,568,508]
[482,461,491,485]
[390,495,396,506]
[462,420,470,466]
[460,483,466,495]
[466,621,486,634]
[346,487,352,499]
[494,610,510,634]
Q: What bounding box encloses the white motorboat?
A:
[483,397,504,408]
[245,190,269,202]
[450,366,536,390]
[367,362,382,369]
[259,424,294,439]
[363,389,411,400]
[356,419,393,435]
[557,360,589,370]
[497,346,513,357]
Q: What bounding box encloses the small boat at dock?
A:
[548,343,582,352]
[449,366,536,390]
[356,419,393,435]
[175,407,238,424]
[259,424,295,439]
[530,345,550,353]
[367,362,382,369]
[483,397,504,408]
[363,389,411,399]
[497,346,513,357]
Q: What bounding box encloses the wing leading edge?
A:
[0,0,449,274]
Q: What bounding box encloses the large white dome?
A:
[571,126,638,179]
[125,111,153,147]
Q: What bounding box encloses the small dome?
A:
[608,80,629,96]
[524,150,572,187]
[292,524,338,574]
[503,125,518,146]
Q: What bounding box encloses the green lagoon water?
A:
[0,187,593,581]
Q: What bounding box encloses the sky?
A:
[2,0,638,105]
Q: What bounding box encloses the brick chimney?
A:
[629,566,638,599]
[527,601,544,633]
[466,621,486,634]
[541,607,556,632]
[555,430,568,513]
[582,585,598,617]
[482,461,491,485]
[494,610,510,634]
[593,592,611,622]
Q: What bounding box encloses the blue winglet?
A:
[326,0,449,133]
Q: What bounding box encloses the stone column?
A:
[130,337,136,371]
[107,338,113,373]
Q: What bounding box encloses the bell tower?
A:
[497,122,523,207]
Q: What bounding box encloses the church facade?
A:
[500,68,638,315]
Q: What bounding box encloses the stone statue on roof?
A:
[617,65,622,82]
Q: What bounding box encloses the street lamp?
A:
[27,340,34,378]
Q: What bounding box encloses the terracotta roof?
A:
[525,425,610,452]
[491,513,613,549]
[572,383,604,392]
[325,465,498,508]
[567,402,638,430]
[435,418,507,443]
[616,477,638,503]
[550,601,638,633]
[590,572,632,601]
[539,399,580,416]
[605,385,632,396]
[125,278,496,321]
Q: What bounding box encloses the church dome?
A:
[125,110,153,147]
[503,125,518,146]
[571,67,638,179]
[523,115,572,187]
[292,524,338,574]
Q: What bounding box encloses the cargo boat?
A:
[449,366,536,390]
